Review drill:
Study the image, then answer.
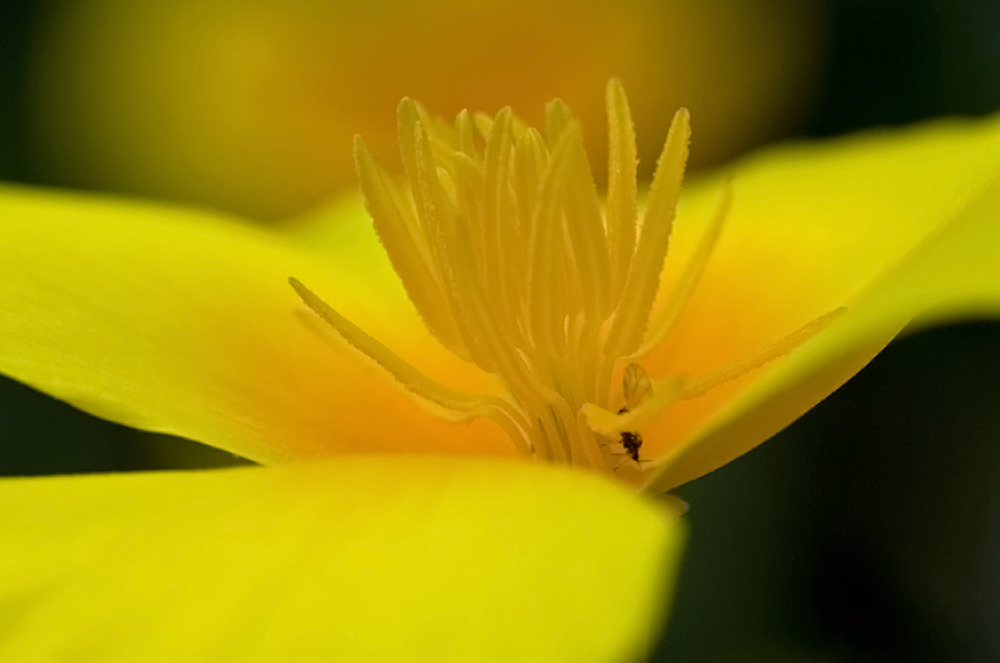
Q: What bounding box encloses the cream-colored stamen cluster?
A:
[292,80,836,483]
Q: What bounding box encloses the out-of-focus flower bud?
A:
[26,0,824,219]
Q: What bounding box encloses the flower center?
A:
[291,79,838,484]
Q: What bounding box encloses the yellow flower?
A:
[289,81,841,490]
[3,80,1000,660]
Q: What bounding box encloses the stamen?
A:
[403,113,496,375]
[473,112,494,144]
[413,121,549,402]
[513,128,548,237]
[412,101,457,162]
[397,99,432,225]
[405,117,500,373]
[583,307,845,436]
[581,377,685,436]
[455,109,478,161]
[481,108,524,339]
[354,136,465,359]
[545,98,575,145]
[289,278,531,453]
[561,123,613,324]
[329,81,841,484]
[575,409,614,472]
[605,78,638,304]
[633,179,734,359]
[448,150,487,282]
[604,108,691,360]
[527,127,577,354]
[678,307,846,400]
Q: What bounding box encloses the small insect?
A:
[618,429,643,463]
[621,362,652,412]
[617,363,652,463]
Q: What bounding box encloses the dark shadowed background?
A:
[1,1,998,660]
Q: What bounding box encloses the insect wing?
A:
[622,363,652,411]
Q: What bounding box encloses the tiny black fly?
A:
[618,424,643,462]
[616,363,652,463]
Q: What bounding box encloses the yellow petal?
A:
[642,115,1000,491]
[0,186,511,463]
[0,457,685,662]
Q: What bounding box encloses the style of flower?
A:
[2,81,1000,660]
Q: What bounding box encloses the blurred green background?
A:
[1,0,999,660]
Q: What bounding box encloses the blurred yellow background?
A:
[25,0,823,219]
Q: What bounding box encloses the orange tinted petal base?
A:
[0,186,512,463]
[642,115,1000,489]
